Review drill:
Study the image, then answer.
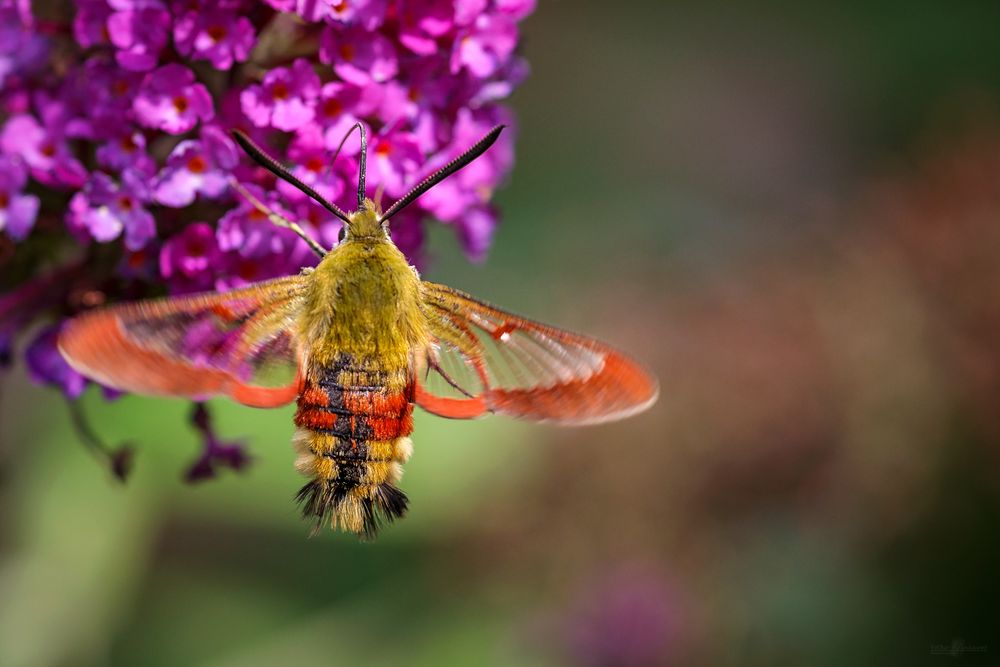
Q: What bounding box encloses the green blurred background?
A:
[4,1,1000,665]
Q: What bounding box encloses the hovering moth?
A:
[59,125,658,539]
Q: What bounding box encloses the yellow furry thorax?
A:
[295,198,429,379]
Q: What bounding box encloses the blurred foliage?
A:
[4,1,1000,666]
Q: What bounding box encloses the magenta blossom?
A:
[455,205,496,263]
[217,183,297,257]
[266,0,325,22]
[96,131,156,174]
[154,127,238,207]
[133,63,214,134]
[25,325,88,399]
[107,6,172,71]
[159,221,220,293]
[0,4,49,88]
[0,156,40,240]
[279,123,357,206]
[173,7,255,70]
[399,0,454,55]
[369,128,423,198]
[453,0,486,24]
[240,58,320,132]
[326,0,386,30]
[418,108,512,235]
[313,81,381,142]
[385,208,425,264]
[69,58,144,140]
[393,55,457,119]
[451,12,517,78]
[0,113,88,188]
[319,25,398,85]
[288,198,343,251]
[496,0,536,20]
[73,0,113,48]
[68,169,157,249]
[216,248,304,291]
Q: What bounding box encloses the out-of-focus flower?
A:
[107,6,172,72]
[558,568,680,667]
[327,0,386,30]
[451,13,517,78]
[74,58,144,139]
[25,325,88,399]
[159,221,220,292]
[369,128,423,197]
[313,81,380,135]
[96,131,156,174]
[133,63,214,134]
[173,7,255,71]
[384,209,425,263]
[1,113,88,188]
[403,0,462,55]
[419,107,512,232]
[240,58,320,132]
[217,183,296,257]
[154,127,237,207]
[280,122,353,205]
[73,0,113,48]
[0,156,40,241]
[0,4,49,88]
[320,25,399,84]
[496,0,536,20]
[455,205,497,263]
[68,169,157,249]
[288,198,343,250]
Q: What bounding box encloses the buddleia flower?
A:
[0,0,535,479]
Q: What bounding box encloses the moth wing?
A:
[416,282,659,424]
[59,275,310,408]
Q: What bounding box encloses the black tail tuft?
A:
[295,479,335,535]
[358,483,409,541]
[295,480,408,540]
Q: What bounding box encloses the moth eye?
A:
[338,226,346,243]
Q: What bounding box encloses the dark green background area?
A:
[3,2,1000,665]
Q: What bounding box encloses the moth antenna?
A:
[329,122,367,210]
[379,125,505,223]
[231,130,352,225]
[229,178,328,258]
[374,181,386,212]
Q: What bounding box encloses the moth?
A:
[59,125,658,539]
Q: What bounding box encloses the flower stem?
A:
[66,398,133,482]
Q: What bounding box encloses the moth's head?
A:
[231,124,505,254]
[345,200,385,240]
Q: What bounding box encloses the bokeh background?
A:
[4,1,1000,665]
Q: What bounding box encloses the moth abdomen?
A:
[292,359,414,538]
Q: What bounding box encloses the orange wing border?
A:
[416,282,659,424]
[59,275,308,407]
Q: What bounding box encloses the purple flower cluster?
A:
[0,0,532,477]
